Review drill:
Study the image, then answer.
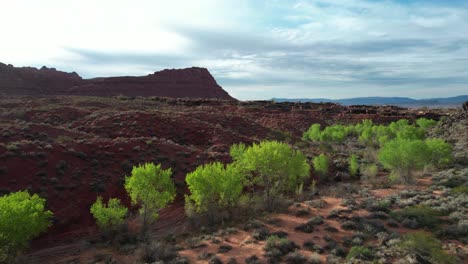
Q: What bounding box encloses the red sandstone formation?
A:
[0,63,235,100]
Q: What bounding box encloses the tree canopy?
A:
[231,140,310,211]
[124,163,176,231]
[0,191,53,261]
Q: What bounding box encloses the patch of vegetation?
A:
[399,232,457,264]
[90,196,127,231]
[231,141,310,211]
[264,235,299,260]
[346,246,374,261]
[312,154,329,179]
[124,163,176,237]
[349,154,359,177]
[185,162,245,224]
[0,191,53,262]
[393,205,443,229]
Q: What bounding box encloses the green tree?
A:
[425,138,453,168]
[321,125,348,143]
[416,118,437,132]
[0,191,53,261]
[124,163,176,234]
[313,154,329,179]
[378,139,430,182]
[185,162,245,223]
[90,196,128,231]
[396,125,425,140]
[303,124,321,142]
[349,154,359,177]
[231,141,310,211]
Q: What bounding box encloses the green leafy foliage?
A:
[302,124,321,142]
[348,154,359,177]
[312,154,329,178]
[346,246,373,261]
[399,232,457,264]
[378,138,430,182]
[378,137,452,182]
[416,118,438,131]
[425,138,453,168]
[124,163,176,231]
[394,205,442,229]
[185,162,245,222]
[0,191,53,261]
[231,141,310,211]
[303,118,438,147]
[90,196,128,230]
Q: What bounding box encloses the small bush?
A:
[252,227,270,241]
[349,155,359,177]
[303,240,315,251]
[361,164,378,180]
[341,221,358,230]
[313,154,329,178]
[218,244,233,253]
[209,256,223,264]
[307,216,324,225]
[90,196,128,231]
[294,222,314,233]
[284,252,309,264]
[393,205,442,229]
[346,246,373,261]
[265,236,299,257]
[399,232,457,264]
[245,255,261,264]
[452,186,468,195]
[139,242,178,263]
[425,138,453,168]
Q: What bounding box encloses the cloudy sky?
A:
[1,0,467,100]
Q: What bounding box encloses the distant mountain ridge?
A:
[272,95,468,108]
[0,62,235,100]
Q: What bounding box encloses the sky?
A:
[1,0,467,100]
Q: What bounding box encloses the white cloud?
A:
[1,0,467,99]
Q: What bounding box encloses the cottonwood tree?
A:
[313,154,329,180]
[124,163,176,236]
[231,140,310,211]
[0,191,53,262]
[378,139,430,182]
[185,162,245,223]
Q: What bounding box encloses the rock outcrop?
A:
[0,63,235,100]
[0,63,82,95]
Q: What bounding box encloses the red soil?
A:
[0,96,441,253]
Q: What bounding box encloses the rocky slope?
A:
[0,63,234,100]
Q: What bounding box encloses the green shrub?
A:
[349,155,359,177]
[185,162,245,223]
[231,141,310,211]
[452,186,468,195]
[425,138,453,168]
[416,118,437,132]
[303,124,321,142]
[264,236,299,257]
[313,154,329,178]
[0,191,53,262]
[399,231,457,264]
[361,164,378,179]
[90,196,128,231]
[394,205,442,229]
[346,246,373,261]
